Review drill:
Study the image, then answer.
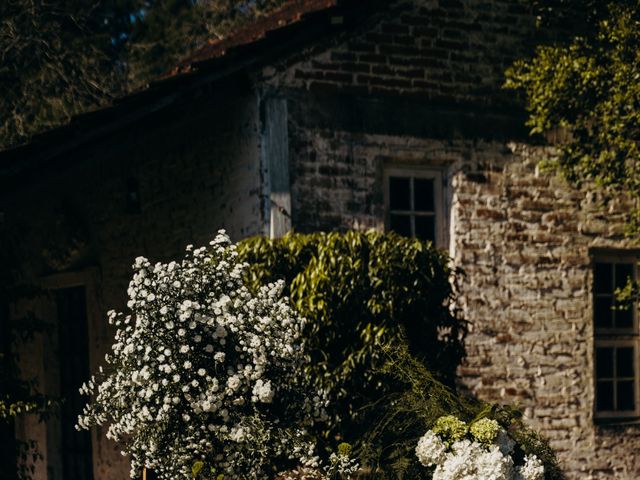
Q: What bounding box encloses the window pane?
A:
[615,305,634,329]
[597,381,614,411]
[389,177,411,210]
[594,263,613,294]
[414,178,435,212]
[617,380,635,411]
[594,297,613,329]
[390,214,411,237]
[596,347,614,378]
[414,216,435,243]
[617,347,635,378]
[615,263,634,289]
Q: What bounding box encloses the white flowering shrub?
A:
[275,443,359,480]
[77,232,327,479]
[324,443,360,479]
[415,416,545,480]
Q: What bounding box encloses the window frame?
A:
[592,252,640,421]
[383,167,445,247]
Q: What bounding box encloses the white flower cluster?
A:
[324,443,359,480]
[77,231,327,479]
[277,443,359,480]
[415,416,545,480]
[415,430,447,467]
[324,452,359,479]
[517,455,545,480]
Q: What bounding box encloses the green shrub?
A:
[238,231,565,479]
[237,231,466,442]
[357,344,565,479]
[238,230,466,384]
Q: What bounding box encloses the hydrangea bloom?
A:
[516,455,545,480]
[417,416,545,480]
[432,414,468,440]
[470,417,500,444]
[77,232,326,479]
[415,430,447,467]
[433,439,514,480]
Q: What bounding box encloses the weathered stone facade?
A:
[452,145,639,479]
[258,1,640,477]
[278,126,640,479]
[2,0,639,479]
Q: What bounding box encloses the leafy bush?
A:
[357,344,564,479]
[77,229,565,479]
[238,231,466,448]
[238,230,466,383]
[238,231,564,479]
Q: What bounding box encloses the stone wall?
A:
[263,1,640,476]
[282,113,640,478]
[284,126,458,238]
[452,145,639,479]
[2,89,265,480]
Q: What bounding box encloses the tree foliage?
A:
[505,0,640,235]
[0,0,288,150]
[0,0,128,149]
[237,231,467,450]
[125,0,207,88]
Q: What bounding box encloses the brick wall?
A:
[3,90,265,480]
[285,126,460,237]
[264,0,540,108]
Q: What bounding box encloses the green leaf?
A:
[191,461,204,478]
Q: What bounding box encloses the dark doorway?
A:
[0,301,19,480]
[56,286,93,480]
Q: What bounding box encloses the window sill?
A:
[594,416,640,428]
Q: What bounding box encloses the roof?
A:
[0,0,385,187]
[170,0,341,75]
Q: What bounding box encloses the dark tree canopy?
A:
[0,0,287,150]
[505,0,640,235]
[0,0,127,149]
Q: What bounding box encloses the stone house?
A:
[0,0,638,478]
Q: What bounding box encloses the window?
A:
[385,169,444,246]
[593,254,639,420]
[126,177,141,213]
